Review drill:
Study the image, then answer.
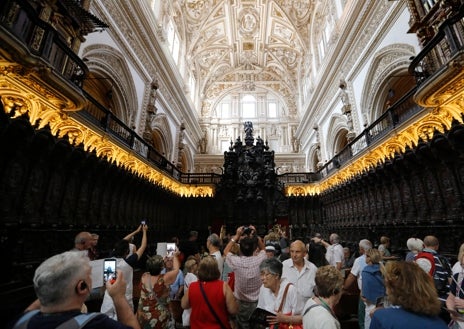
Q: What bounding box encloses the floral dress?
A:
[137,272,171,329]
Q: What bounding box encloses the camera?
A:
[243,226,252,235]
[104,258,117,284]
[141,220,146,225]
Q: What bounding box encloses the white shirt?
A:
[281,258,317,314]
[326,243,344,267]
[100,258,134,319]
[350,254,367,290]
[453,262,463,275]
[182,272,198,326]
[257,278,298,315]
[211,250,224,277]
[303,298,341,329]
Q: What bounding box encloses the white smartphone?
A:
[103,258,117,284]
[166,243,176,257]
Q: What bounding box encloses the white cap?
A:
[265,245,276,252]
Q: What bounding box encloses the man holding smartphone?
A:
[9,251,141,329]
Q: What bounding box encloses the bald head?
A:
[290,240,306,252]
[289,240,307,266]
[74,231,92,251]
[423,235,439,250]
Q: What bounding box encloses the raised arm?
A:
[224,226,244,257]
[123,225,142,242]
[135,224,148,260]
[164,252,181,286]
[107,270,141,329]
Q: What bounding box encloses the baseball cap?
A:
[265,245,276,252]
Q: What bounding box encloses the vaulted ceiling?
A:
[177,0,314,117]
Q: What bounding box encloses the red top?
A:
[189,280,231,329]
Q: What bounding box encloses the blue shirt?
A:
[161,268,184,299]
[361,263,385,304]
[370,307,447,329]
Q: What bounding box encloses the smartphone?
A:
[141,220,146,225]
[166,243,176,257]
[104,258,117,284]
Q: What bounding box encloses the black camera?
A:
[243,226,252,235]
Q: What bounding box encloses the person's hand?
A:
[267,313,278,325]
[249,225,257,236]
[106,270,127,300]
[142,224,148,232]
[455,297,464,309]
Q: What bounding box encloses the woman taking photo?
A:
[181,255,238,329]
[136,253,180,329]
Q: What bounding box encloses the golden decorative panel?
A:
[286,88,464,197]
[0,69,214,198]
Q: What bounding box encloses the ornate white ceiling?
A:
[178,0,314,117]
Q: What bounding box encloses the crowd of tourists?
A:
[7,222,463,329]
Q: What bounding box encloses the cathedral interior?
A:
[1,0,464,326]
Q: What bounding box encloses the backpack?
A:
[415,251,436,276]
[415,251,451,296]
[13,310,100,329]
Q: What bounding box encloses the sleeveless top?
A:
[136,273,171,329]
[188,280,231,329]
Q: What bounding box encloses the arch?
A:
[150,114,173,159]
[326,114,349,158]
[308,143,321,172]
[81,44,138,127]
[333,129,349,155]
[361,44,416,126]
[178,146,194,173]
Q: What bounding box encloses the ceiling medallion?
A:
[185,0,213,21]
[238,7,259,37]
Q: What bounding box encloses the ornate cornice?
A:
[286,90,464,196]
[0,70,213,198]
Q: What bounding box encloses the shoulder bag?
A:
[273,283,302,329]
[199,281,229,329]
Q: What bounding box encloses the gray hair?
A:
[207,233,221,248]
[259,257,283,277]
[359,239,372,252]
[330,233,340,244]
[406,238,424,252]
[34,251,90,306]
